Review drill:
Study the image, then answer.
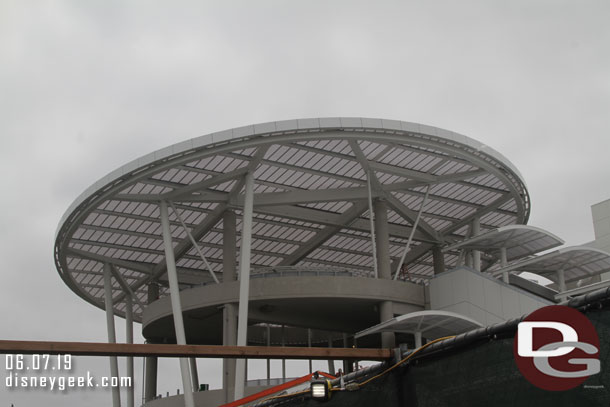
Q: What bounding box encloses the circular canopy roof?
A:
[54,118,530,320]
[493,246,610,285]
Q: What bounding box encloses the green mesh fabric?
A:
[275,308,610,407]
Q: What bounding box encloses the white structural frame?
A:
[492,246,610,296]
[159,200,195,407]
[52,118,532,406]
[355,310,483,342]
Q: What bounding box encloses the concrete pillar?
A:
[465,251,473,268]
[500,247,509,283]
[342,333,351,375]
[223,210,237,282]
[374,200,395,348]
[432,246,445,275]
[379,301,395,348]
[103,264,121,407]
[374,200,391,280]
[144,284,159,402]
[222,209,237,402]
[558,268,567,301]
[327,336,335,376]
[234,173,255,401]
[159,200,195,407]
[125,295,134,407]
[281,325,286,382]
[189,358,199,392]
[472,218,481,271]
[307,329,313,374]
[266,325,271,381]
[223,303,237,402]
[414,332,422,348]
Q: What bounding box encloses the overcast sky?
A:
[1,1,609,405]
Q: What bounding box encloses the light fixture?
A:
[310,379,331,401]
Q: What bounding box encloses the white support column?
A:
[307,329,312,374]
[281,325,286,382]
[223,303,237,402]
[103,263,121,407]
[223,209,237,403]
[266,325,271,381]
[342,333,349,374]
[144,284,158,402]
[465,251,473,268]
[327,336,335,376]
[159,200,195,407]
[414,332,422,349]
[558,268,567,301]
[234,172,255,401]
[432,246,445,275]
[472,218,481,272]
[374,200,391,280]
[374,199,395,348]
[125,295,134,407]
[500,247,509,283]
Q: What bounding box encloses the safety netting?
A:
[259,288,610,407]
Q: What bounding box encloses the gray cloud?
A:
[1,1,609,404]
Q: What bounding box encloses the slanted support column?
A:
[374,199,395,348]
[432,246,445,275]
[234,172,255,401]
[223,209,237,402]
[159,200,195,407]
[471,218,481,271]
[125,295,134,407]
[103,263,121,407]
[500,247,509,283]
[144,284,159,402]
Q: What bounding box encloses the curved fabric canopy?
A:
[443,225,564,263]
[355,310,483,340]
[54,118,530,320]
[493,246,610,285]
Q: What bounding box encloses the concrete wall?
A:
[592,199,610,281]
[429,267,552,326]
[143,276,425,340]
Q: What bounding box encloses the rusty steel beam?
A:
[0,340,392,360]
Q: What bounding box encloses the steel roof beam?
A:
[349,141,440,243]
[66,248,154,274]
[117,147,271,300]
[440,193,514,237]
[278,201,370,266]
[109,265,146,308]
